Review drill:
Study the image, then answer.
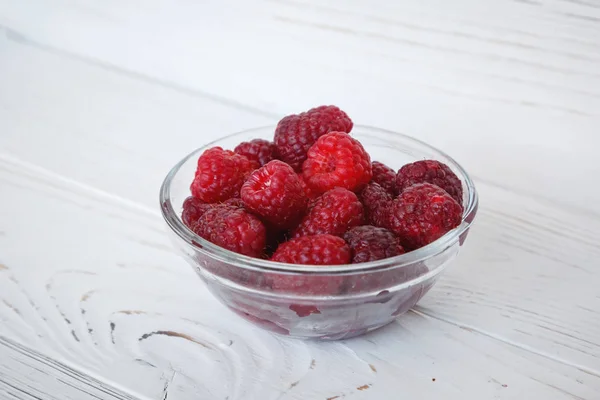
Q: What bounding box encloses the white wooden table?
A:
[1,0,599,399]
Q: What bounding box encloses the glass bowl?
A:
[160,125,478,340]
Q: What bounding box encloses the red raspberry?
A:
[303,132,372,195]
[270,234,350,317]
[371,161,397,195]
[234,139,278,167]
[343,225,405,263]
[387,183,463,250]
[396,160,463,205]
[359,183,392,227]
[292,188,364,238]
[271,234,351,266]
[190,147,258,203]
[274,105,353,171]
[181,196,212,229]
[192,204,266,258]
[241,160,308,229]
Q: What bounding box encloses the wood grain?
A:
[0,336,140,400]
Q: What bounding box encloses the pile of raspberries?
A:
[182,105,463,266]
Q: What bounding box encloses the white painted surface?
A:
[0,0,599,399]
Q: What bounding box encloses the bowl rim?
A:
[160,125,478,274]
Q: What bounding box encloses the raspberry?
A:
[234,139,278,167]
[359,183,392,227]
[289,304,321,318]
[190,147,258,203]
[267,235,351,317]
[269,234,350,316]
[192,204,266,258]
[241,160,308,229]
[274,105,353,171]
[181,196,212,229]
[303,132,372,194]
[387,183,463,250]
[269,235,349,314]
[271,234,350,265]
[292,188,364,238]
[343,225,405,263]
[396,160,463,205]
[371,161,397,195]
[342,263,428,295]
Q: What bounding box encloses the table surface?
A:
[1,0,600,399]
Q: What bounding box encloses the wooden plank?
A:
[0,149,599,399]
[0,336,144,400]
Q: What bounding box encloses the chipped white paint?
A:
[0,0,599,398]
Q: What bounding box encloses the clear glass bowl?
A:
[160,125,478,340]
